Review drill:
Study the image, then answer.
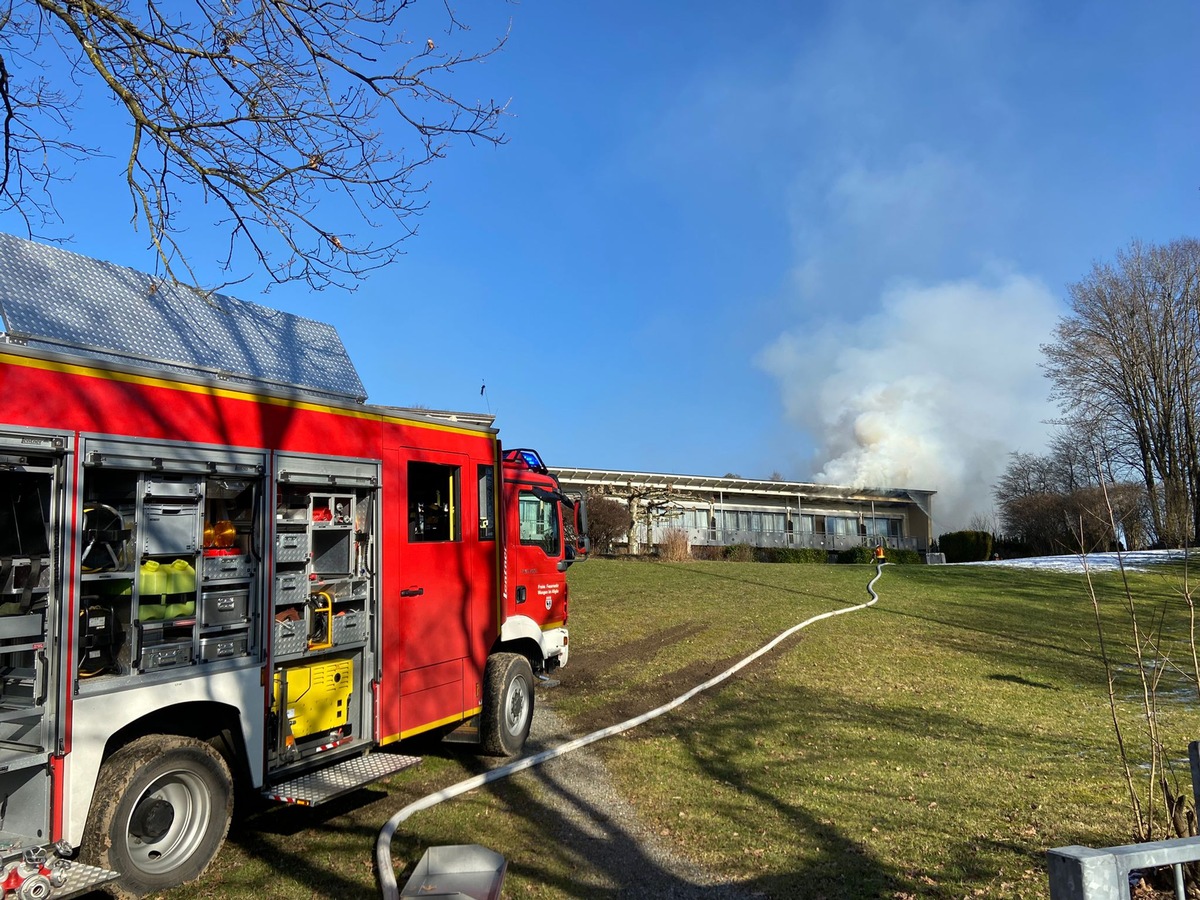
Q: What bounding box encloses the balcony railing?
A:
[653,527,923,553]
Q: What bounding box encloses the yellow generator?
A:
[273,658,353,747]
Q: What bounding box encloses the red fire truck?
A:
[0,234,584,898]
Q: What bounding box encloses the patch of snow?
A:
[957,549,1192,574]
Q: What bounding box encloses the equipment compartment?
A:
[311,530,351,576]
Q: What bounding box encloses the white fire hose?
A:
[375,562,889,899]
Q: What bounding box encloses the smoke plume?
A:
[759,273,1061,532]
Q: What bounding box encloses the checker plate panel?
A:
[265,752,421,806]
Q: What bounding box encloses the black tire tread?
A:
[481,652,534,757]
[81,734,232,900]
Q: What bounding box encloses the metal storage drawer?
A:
[200,588,248,626]
[333,609,367,645]
[275,571,307,605]
[275,531,309,564]
[202,554,253,581]
[199,633,249,662]
[144,477,201,500]
[274,619,306,657]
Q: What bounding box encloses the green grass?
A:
[163,558,1200,899]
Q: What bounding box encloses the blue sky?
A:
[2,1,1197,531]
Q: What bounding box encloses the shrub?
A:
[836,546,924,564]
[658,528,690,562]
[757,547,829,564]
[938,530,994,563]
[690,545,725,561]
[725,543,755,562]
[837,546,877,564]
[584,494,632,555]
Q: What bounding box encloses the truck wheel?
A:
[482,653,535,756]
[82,734,233,899]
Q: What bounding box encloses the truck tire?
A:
[82,734,233,899]
[481,653,535,757]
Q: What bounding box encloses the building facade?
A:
[553,467,936,555]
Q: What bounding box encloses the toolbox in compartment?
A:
[142,504,199,555]
[200,588,248,627]
[274,571,307,606]
[275,531,308,564]
[141,640,193,671]
[273,617,307,657]
[202,552,253,581]
[200,632,249,662]
[333,609,367,645]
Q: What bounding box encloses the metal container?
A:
[143,477,201,500]
[141,641,193,671]
[273,618,306,657]
[141,505,198,555]
[199,632,249,662]
[274,571,307,606]
[200,588,248,627]
[333,609,367,646]
[202,553,253,581]
[400,845,507,900]
[275,531,309,564]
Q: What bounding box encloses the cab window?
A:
[478,465,495,541]
[518,491,559,555]
[408,461,459,542]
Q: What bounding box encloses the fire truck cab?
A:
[0,233,583,898]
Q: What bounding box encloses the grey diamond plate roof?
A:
[0,233,366,402]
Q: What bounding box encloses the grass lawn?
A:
[162,558,1200,899]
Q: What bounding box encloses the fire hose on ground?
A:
[375,561,890,899]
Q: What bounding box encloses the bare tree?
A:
[1043,239,1200,546]
[994,439,1149,554]
[0,0,509,289]
[625,486,682,555]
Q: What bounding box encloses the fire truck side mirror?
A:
[573,497,590,558]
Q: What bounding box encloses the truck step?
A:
[51,861,121,899]
[264,751,421,806]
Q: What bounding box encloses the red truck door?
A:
[504,480,567,630]
[388,447,486,736]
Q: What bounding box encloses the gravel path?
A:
[514,698,758,899]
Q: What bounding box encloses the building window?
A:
[826,516,858,536]
[865,517,902,538]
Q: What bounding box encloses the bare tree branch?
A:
[0,0,510,289]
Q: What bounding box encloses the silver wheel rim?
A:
[122,769,212,875]
[504,674,530,737]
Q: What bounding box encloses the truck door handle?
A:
[400,587,424,598]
